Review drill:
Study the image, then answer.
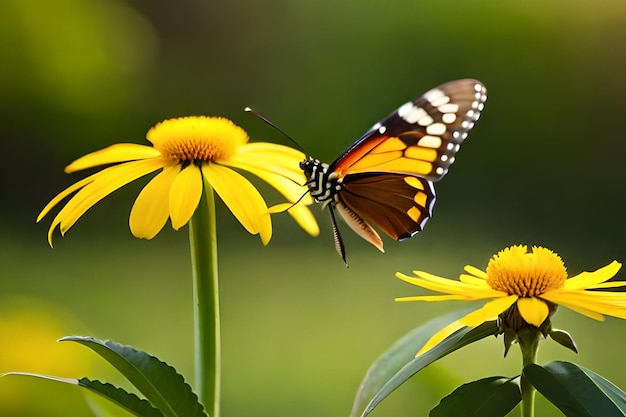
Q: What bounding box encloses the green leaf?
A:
[524,361,626,417]
[60,336,206,417]
[350,309,500,417]
[430,376,521,417]
[80,378,164,417]
[2,372,163,417]
[549,329,579,354]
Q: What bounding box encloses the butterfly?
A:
[300,79,487,264]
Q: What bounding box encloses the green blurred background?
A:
[2,0,626,416]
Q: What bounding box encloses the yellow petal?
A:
[269,203,293,213]
[542,290,626,320]
[463,265,488,279]
[47,159,162,244]
[416,296,516,355]
[587,281,626,289]
[228,161,318,235]
[169,164,203,230]
[396,272,507,299]
[395,295,472,302]
[517,297,549,327]
[459,295,518,327]
[287,204,320,237]
[201,163,272,244]
[65,144,162,173]
[459,274,492,287]
[230,142,306,178]
[130,165,181,239]
[38,175,97,223]
[562,261,622,290]
[223,149,319,236]
[417,320,466,355]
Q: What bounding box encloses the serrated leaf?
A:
[430,376,521,417]
[2,372,162,417]
[351,312,499,417]
[60,336,206,417]
[79,378,164,417]
[524,361,626,417]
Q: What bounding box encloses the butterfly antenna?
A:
[244,107,308,154]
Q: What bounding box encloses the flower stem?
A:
[518,327,541,417]
[189,182,221,417]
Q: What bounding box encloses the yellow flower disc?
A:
[147,116,249,163]
[486,245,567,297]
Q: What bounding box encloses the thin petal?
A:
[65,144,162,173]
[130,165,181,239]
[395,295,472,302]
[38,175,97,223]
[47,159,163,244]
[542,290,626,320]
[417,320,466,355]
[517,297,549,327]
[464,265,488,279]
[169,164,203,230]
[416,296,517,355]
[587,281,626,289]
[287,204,320,236]
[543,299,606,321]
[396,272,507,299]
[459,274,492,287]
[562,261,622,290]
[228,142,306,180]
[223,147,319,237]
[459,295,518,327]
[269,203,293,213]
[202,163,272,244]
[229,161,318,236]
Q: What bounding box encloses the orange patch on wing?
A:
[414,191,428,207]
[404,176,426,190]
[404,146,438,162]
[346,151,404,172]
[334,135,387,176]
[407,206,423,222]
[369,137,407,154]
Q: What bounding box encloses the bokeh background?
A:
[2,0,626,416]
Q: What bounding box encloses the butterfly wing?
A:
[335,173,435,245]
[330,79,487,182]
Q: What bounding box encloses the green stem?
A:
[518,328,541,417]
[189,183,221,417]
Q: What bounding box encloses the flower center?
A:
[146,116,249,163]
[486,245,567,297]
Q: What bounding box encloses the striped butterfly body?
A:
[300,79,487,264]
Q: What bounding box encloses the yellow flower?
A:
[38,116,319,244]
[396,245,625,354]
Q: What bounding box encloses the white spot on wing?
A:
[429,95,450,107]
[424,88,445,104]
[438,103,459,113]
[418,114,434,126]
[426,122,446,135]
[398,103,430,124]
[442,113,456,124]
[418,135,442,148]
